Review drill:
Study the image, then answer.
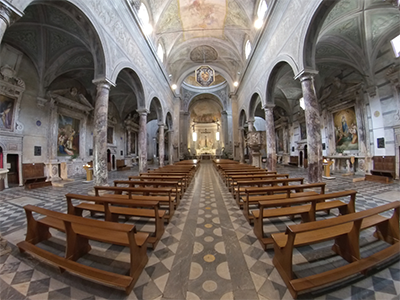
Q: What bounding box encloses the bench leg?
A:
[24,211,52,245]
[272,234,297,298]
[64,223,91,261]
[374,214,400,245]
[332,222,361,263]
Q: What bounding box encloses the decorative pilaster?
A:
[355,90,367,155]
[93,79,112,186]
[158,123,165,167]
[264,104,277,172]
[127,130,132,154]
[296,71,322,183]
[138,108,149,173]
[238,127,245,163]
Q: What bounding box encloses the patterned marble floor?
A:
[0,162,399,300]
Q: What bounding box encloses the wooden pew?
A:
[136,174,189,191]
[17,205,149,294]
[115,179,182,207]
[242,182,325,223]
[252,190,356,250]
[223,171,279,186]
[272,201,400,299]
[22,163,51,189]
[228,173,289,192]
[66,193,165,248]
[94,186,175,221]
[233,177,305,207]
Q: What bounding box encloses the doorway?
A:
[7,154,19,186]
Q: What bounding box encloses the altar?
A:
[325,155,371,175]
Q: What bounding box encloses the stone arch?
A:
[149,97,164,123]
[110,63,145,108]
[165,112,173,130]
[239,109,247,128]
[248,93,262,121]
[266,61,296,106]
[297,0,334,72]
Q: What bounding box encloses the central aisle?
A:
[163,161,259,300]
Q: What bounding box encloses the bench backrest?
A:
[246,182,325,195]
[236,177,304,187]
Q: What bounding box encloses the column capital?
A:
[92,77,114,89]
[221,110,228,115]
[158,122,165,127]
[263,103,275,110]
[247,118,255,123]
[294,69,318,81]
[136,108,149,115]
[0,2,22,27]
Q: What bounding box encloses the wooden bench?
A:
[233,177,305,208]
[66,193,165,248]
[243,182,325,223]
[22,163,51,189]
[272,201,400,298]
[288,156,298,166]
[116,159,130,171]
[228,173,289,193]
[94,186,175,221]
[135,174,189,191]
[252,190,356,250]
[115,179,182,207]
[17,205,149,294]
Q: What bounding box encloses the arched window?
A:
[391,34,400,58]
[254,0,268,29]
[138,2,152,35]
[157,43,164,62]
[257,0,268,20]
[245,40,251,60]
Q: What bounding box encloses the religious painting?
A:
[276,128,283,152]
[180,0,226,39]
[130,131,136,154]
[195,65,215,87]
[333,106,358,153]
[300,122,307,140]
[58,114,80,157]
[107,127,113,144]
[0,95,15,131]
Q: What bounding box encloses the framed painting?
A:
[58,114,80,157]
[0,95,15,131]
[333,106,358,152]
[107,126,113,144]
[300,122,307,140]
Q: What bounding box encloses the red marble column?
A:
[93,80,112,186]
[158,123,165,167]
[297,72,323,183]
[138,109,149,173]
[264,104,277,172]
[238,127,245,163]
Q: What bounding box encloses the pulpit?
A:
[246,131,266,168]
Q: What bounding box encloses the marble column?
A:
[168,130,174,165]
[158,123,165,167]
[0,4,20,43]
[297,71,322,183]
[93,80,112,186]
[264,104,277,172]
[221,111,229,148]
[239,127,245,163]
[247,119,255,164]
[138,109,149,173]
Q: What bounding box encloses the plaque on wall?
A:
[120,150,123,156]
[34,146,41,156]
[322,143,326,150]
[377,137,385,148]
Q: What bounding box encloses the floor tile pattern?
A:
[0,162,399,300]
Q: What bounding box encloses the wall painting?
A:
[333,106,358,153]
[0,95,15,131]
[58,115,80,157]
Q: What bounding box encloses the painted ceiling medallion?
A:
[195,65,215,87]
[190,45,218,63]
